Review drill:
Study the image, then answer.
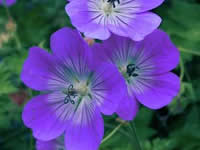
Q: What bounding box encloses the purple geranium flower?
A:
[92,29,180,109]
[65,0,164,41]
[0,0,16,6]
[21,27,136,150]
[36,135,65,150]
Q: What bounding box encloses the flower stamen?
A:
[107,0,120,8]
[126,64,139,77]
[63,84,77,104]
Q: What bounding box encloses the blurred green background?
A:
[0,0,200,149]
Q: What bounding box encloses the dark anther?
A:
[64,84,77,104]
[127,64,136,77]
[127,64,139,77]
[107,0,120,8]
[67,84,77,98]
[132,73,139,77]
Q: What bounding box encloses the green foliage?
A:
[157,0,200,61]
[0,0,200,150]
[0,63,17,95]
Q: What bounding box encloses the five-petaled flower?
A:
[0,0,16,6]
[65,0,164,41]
[92,29,180,109]
[21,27,137,150]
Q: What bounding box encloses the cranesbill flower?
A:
[21,27,135,150]
[65,0,164,41]
[0,0,16,6]
[36,136,65,150]
[92,29,180,109]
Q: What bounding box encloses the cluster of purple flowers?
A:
[20,0,180,150]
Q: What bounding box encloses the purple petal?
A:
[50,27,88,58]
[65,108,104,150]
[91,34,132,63]
[65,0,90,25]
[91,39,139,118]
[65,3,110,40]
[134,0,165,13]
[21,47,57,91]
[91,63,127,115]
[91,30,180,110]
[66,0,162,41]
[22,94,67,141]
[36,135,65,150]
[92,29,179,74]
[0,0,16,6]
[109,12,161,41]
[133,72,180,109]
[36,139,56,150]
[50,27,94,74]
[116,94,139,120]
[134,29,180,74]
[83,24,111,40]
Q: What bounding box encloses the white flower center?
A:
[102,2,113,16]
[75,82,89,96]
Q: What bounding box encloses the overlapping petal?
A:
[110,12,161,41]
[23,91,105,149]
[132,72,180,109]
[116,93,138,120]
[65,1,111,40]
[91,63,127,115]
[92,29,179,74]
[91,29,180,110]
[50,27,90,59]
[36,139,56,150]
[65,0,163,40]
[134,29,180,75]
[65,108,103,150]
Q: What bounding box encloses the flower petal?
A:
[36,135,65,150]
[0,0,16,6]
[92,29,179,75]
[21,47,57,91]
[66,0,162,41]
[116,94,139,120]
[132,72,180,109]
[50,27,94,79]
[22,94,68,141]
[134,29,180,74]
[91,63,127,115]
[65,108,103,150]
[36,139,56,150]
[91,38,138,118]
[109,12,161,41]
[65,2,110,40]
[50,27,89,58]
[134,0,165,13]
[83,25,111,40]
[91,34,133,63]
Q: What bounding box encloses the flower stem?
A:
[14,33,22,49]
[29,134,33,150]
[28,88,33,98]
[101,123,123,144]
[129,122,142,150]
